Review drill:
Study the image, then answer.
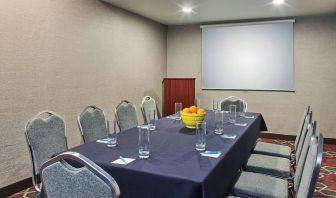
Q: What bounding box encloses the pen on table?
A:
[119,156,127,164]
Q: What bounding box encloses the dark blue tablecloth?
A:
[40,111,267,198]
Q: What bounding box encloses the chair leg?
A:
[288,187,295,198]
[32,174,41,192]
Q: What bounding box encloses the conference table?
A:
[40,110,267,198]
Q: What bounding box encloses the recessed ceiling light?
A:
[182,7,193,13]
[273,0,284,5]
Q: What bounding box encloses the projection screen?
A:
[201,20,295,91]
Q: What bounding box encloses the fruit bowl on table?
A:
[180,110,206,129]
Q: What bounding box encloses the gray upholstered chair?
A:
[295,111,313,164]
[292,121,317,192]
[24,111,68,192]
[231,133,323,198]
[77,105,108,143]
[296,133,323,198]
[115,100,138,131]
[245,113,313,179]
[40,151,120,198]
[141,96,160,124]
[253,106,310,159]
[219,96,247,112]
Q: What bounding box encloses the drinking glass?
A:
[147,109,156,131]
[138,125,150,159]
[107,120,117,147]
[214,110,224,135]
[239,102,245,117]
[175,102,182,121]
[195,121,206,151]
[229,105,237,124]
[194,98,201,108]
[213,99,219,111]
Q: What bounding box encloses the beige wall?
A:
[0,0,166,187]
[167,15,336,139]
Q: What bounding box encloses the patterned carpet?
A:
[259,138,336,197]
[8,138,336,198]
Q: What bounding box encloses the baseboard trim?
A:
[260,132,296,141]
[260,132,336,144]
[0,177,39,197]
[325,138,336,145]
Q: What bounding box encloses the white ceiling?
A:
[102,0,336,25]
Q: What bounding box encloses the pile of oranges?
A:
[182,105,205,115]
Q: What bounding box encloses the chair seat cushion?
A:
[253,142,291,159]
[245,154,291,178]
[232,171,288,198]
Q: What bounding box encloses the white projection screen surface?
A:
[201,20,295,91]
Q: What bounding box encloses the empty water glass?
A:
[214,110,224,135]
[138,125,150,159]
[147,109,156,131]
[175,102,182,121]
[239,102,245,117]
[107,120,117,147]
[213,99,219,111]
[194,98,201,108]
[229,105,236,124]
[195,121,206,151]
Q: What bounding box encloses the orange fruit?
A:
[182,108,191,114]
[197,109,205,115]
[189,106,198,113]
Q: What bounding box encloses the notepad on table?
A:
[221,134,237,139]
[200,151,222,158]
[111,157,135,165]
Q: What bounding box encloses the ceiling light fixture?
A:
[273,0,284,5]
[182,7,193,13]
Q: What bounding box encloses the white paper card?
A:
[200,151,222,158]
[111,158,135,165]
[221,134,237,139]
[234,123,247,126]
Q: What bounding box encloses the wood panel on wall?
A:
[167,14,336,139]
[0,0,167,188]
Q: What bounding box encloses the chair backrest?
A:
[141,96,159,124]
[296,133,323,198]
[115,100,138,131]
[219,96,247,112]
[296,111,312,163]
[25,111,68,191]
[41,151,120,198]
[293,120,316,192]
[78,105,108,143]
[294,106,310,150]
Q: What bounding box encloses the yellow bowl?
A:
[180,111,206,129]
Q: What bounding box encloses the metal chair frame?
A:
[294,111,313,164]
[114,100,138,131]
[77,105,108,143]
[304,133,323,198]
[294,106,311,152]
[40,151,120,198]
[219,96,248,112]
[140,96,160,124]
[24,110,68,192]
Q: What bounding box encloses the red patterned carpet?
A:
[8,138,336,198]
